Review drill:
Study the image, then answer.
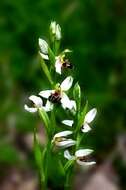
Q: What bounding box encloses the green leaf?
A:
[38,108,50,135]
[34,128,42,170]
[50,109,56,135]
[73,82,81,112]
[48,47,55,65]
[33,127,45,183]
[40,56,53,85]
[64,159,74,172]
[79,101,88,128]
[74,101,88,134]
[54,41,60,55]
[58,159,65,176]
[76,133,82,149]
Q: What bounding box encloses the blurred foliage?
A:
[0,0,126,189]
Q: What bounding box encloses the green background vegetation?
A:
[0,0,126,189]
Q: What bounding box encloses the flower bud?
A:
[50,21,61,40]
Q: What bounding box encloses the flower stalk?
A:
[24,21,98,189]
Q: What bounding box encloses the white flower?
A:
[50,21,61,40]
[62,120,74,127]
[55,51,72,75]
[24,95,53,113]
[82,108,97,133]
[55,56,62,74]
[62,108,97,133]
[39,38,49,60]
[64,149,96,166]
[39,76,76,110]
[52,131,76,148]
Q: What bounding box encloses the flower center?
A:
[62,59,73,69]
[48,90,61,103]
[78,155,93,162]
[55,137,66,142]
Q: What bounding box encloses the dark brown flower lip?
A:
[62,59,73,69]
[48,91,61,103]
[78,155,94,162]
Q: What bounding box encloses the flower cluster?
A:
[24,21,97,174]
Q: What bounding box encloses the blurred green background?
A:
[0,0,126,189]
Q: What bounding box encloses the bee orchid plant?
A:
[24,21,97,190]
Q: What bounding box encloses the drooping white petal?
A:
[76,159,96,166]
[61,93,73,110]
[39,52,49,60]
[55,58,62,74]
[39,90,54,98]
[24,105,37,113]
[60,76,73,91]
[54,130,73,138]
[81,123,91,133]
[85,108,97,123]
[29,95,42,107]
[62,120,73,127]
[39,38,48,54]
[64,150,75,160]
[69,100,76,111]
[43,100,53,112]
[55,139,76,148]
[75,149,94,157]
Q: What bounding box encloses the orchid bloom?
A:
[52,130,76,148]
[24,95,53,113]
[55,49,72,75]
[39,38,49,60]
[64,149,96,166]
[39,36,72,75]
[62,108,97,133]
[39,76,76,110]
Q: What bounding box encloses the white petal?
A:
[39,38,48,54]
[75,149,94,157]
[44,100,53,112]
[61,93,72,110]
[76,159,96,166]
[63,49,72,53]
[64,150,75,160]
[56,139,76,148]
[29,95,42,107]
[55,58,62,74]
[69,100,76,110]
[81,123,91,133]
[60,49,72,56]
[39,52,49,60]
[39,90,54,98]
[85,108,97,123]
[62,120,73,127]
[24,105,37,113]
[60,76,73,91]
[54,130,73,138]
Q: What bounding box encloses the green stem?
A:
[39,171,46,190]
[64,169,72,190]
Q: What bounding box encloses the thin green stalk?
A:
[64,168,73,190]
[33,127,47,190]
[40,57,53,86]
